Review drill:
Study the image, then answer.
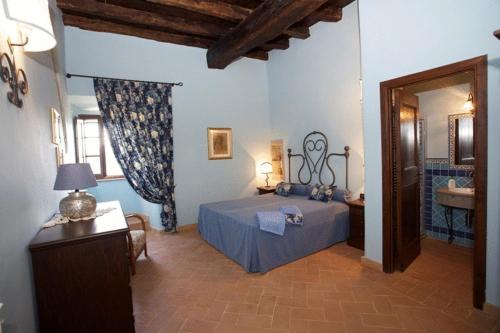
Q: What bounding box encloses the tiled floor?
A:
[132,231,500,333]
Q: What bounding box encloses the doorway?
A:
[380,56,487,309]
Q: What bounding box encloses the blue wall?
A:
[0,2,68,331]
[267,3,364,197]
[65,28,273,229]
[88,179,162,226]
[359,0,500,306]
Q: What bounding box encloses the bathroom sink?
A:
[449,187,475,195]
[436,187,475,210]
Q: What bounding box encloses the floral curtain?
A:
[93,78,177,232]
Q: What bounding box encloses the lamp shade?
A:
[3,0,56,52]
[54,163,98,191]
[259,162,273,174]
[463,92,474,112]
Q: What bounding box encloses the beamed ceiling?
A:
[57,0,355,69]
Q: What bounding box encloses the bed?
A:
[198,131,352,273]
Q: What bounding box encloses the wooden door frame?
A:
[380,55,488,309]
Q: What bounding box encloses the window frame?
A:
[74,115,124,180]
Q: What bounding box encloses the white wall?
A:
[0,2,68,331]
[64,28,272,228]
[417,83,471,158]
[359,0,500,306]
[267,3,364,196]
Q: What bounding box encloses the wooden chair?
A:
[125,213,148,275]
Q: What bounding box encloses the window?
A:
[74,115,123,179]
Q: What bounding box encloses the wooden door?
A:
[393,90,421,271]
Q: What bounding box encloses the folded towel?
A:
[280,205,304,226]
[256,211,286,236]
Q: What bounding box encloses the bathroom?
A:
[405,71,475,248]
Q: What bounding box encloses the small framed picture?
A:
[207,128,232,160]
[50,108,63,145]
[271,139,284,181]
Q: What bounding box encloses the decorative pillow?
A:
[290,184,313,196]
[275,182,293,197]
[332,188,351,202]
[309,184,337,202]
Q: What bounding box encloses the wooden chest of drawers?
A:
[29,201,135,333]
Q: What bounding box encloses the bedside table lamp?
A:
[259,162,273,187]
[53,163,98,219]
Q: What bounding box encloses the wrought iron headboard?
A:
[287,131,350,190]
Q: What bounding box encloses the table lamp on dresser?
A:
[53,163,98,219]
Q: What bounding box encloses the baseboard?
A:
[361,256,383,272]
[147,223,197,234]
[484,303,500,316]
[176,223,197,232]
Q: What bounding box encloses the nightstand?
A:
[347,199,365,250]
[257,186,276,195]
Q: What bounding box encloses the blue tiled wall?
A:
[424,159,474,247]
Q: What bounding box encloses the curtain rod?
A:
[65,73,184,86]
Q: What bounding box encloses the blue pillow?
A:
[275,182,293,197]
[290,184,312,196]
[332,188,351,202]
[309,184,337,202]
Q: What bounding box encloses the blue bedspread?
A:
[198,194,349,273]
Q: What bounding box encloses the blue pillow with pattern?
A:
[309,184,337,202]
[275,182,293,197]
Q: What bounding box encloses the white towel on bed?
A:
[256,211,286,236]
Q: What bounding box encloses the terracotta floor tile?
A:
[308,320,345,333]
[132,231,495,333]
[272,305,291,330]
[225,302,258,314]
[290,307,326,321]
[258,295,277,315]
[341,301,377,314]
[360,313,401,329]
[236,314,273,329]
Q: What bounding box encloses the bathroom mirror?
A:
[449,113,474,170]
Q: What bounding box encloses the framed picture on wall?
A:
[271,139,284,181]
[50,107,63,145]
[207,128,232,160]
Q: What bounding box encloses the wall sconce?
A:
[463,92,474,113]
[0,0,57,108]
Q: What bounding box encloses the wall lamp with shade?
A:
[463,92,474,113]
[0,0,57,107]
[259,162,273,187]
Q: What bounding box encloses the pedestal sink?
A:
[436,187,474,209]
[436,187,475,244]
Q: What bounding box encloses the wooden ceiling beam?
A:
[58,0,282,52]
[283,26,310,39]
[147,0,310,39]
[57,0,227,38]
[147,0,251,22]
[206,0,328,69]
[62,14,267,61]
[259,38,289,51]
[63,14,213,48]
[300,4,342,26]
